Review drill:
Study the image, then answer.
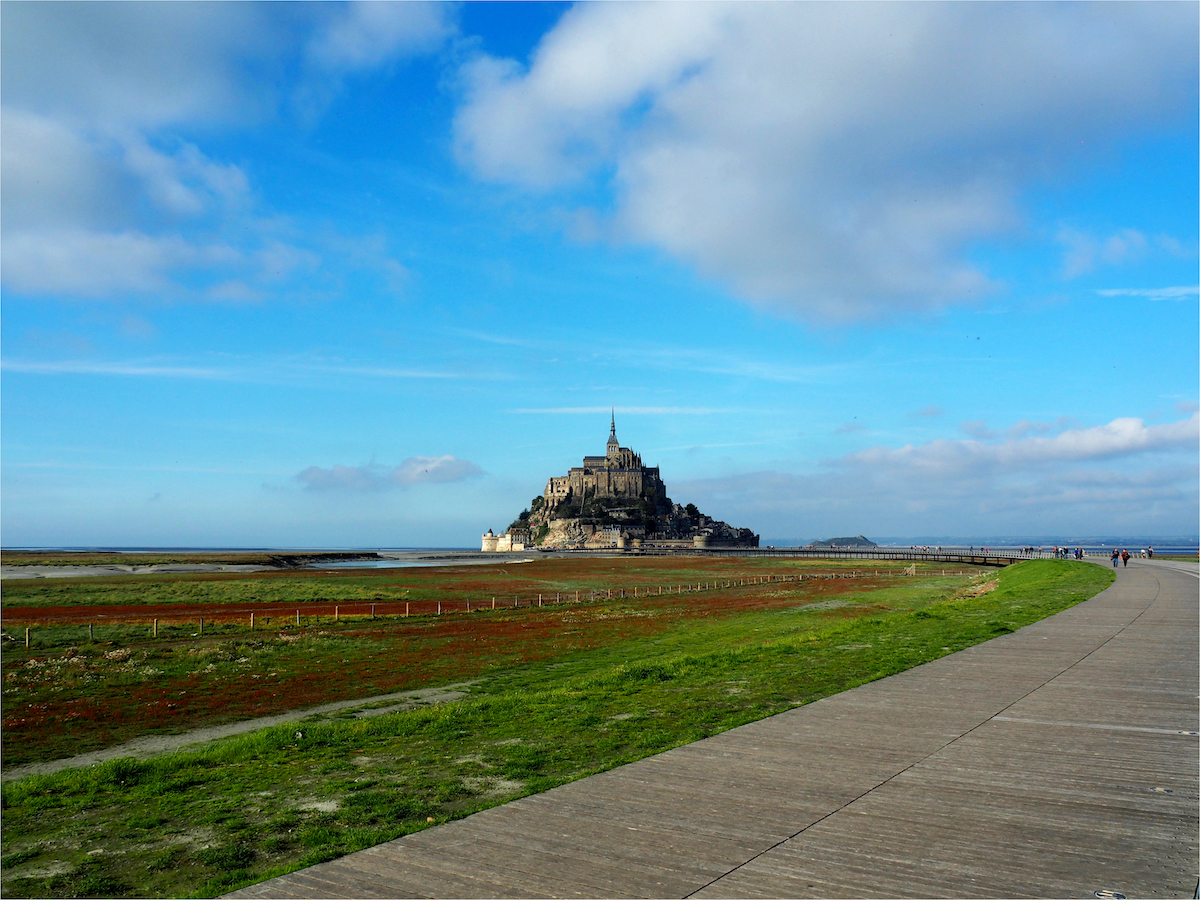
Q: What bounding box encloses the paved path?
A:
[229,560,1198,899]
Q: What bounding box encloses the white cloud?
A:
[306,2,453,71]
[1,229,240,296]
[0,3,451,301]
[1,109,131,232]
[959,420,999,441]
[1097,285,1199,300]
[850,413,1199,473]
[295,2,456,121]
[0,357,467,383]
[1004,416,1077,440]
[296,457,482,491]
[455,3,1198,319]
[673,413,1200,537]
[1,3,285,129]
[1057,227,1150,278]
[0,359,234,380]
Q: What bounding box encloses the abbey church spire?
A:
[607,407,619,453]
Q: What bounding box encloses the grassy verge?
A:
[1,560,1111,898]
[4,562,936,767]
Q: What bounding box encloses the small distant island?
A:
[806,535,877,549]
[483,414,758,551]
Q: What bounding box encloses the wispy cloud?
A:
[908,405,945,419]
[450,328,542,349]
[6,460,271,475]
[1058,227,1149,278]
[296,456,482,492]
[1,357,468,382]
[1,359,235,380]
[511,406,739,415]
[1096,286,1199,300]
[451,328,846,386]
[671,413,1200,537]
[627,346,844,384]
[295,363,467,380]
[649,440,775,453]
[853,413,1199,473]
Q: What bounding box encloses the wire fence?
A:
[3,566,995,650]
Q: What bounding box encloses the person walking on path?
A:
[1112,549,1120,567]
[1121,549,1131,567]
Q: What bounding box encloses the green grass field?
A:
[0,558,1112,899]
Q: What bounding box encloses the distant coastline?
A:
[5,538,1198,554]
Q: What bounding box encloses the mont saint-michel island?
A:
[483,414,758,551]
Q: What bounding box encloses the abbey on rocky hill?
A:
[482,413,759,551]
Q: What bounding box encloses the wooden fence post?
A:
[296,610,300,627]
[153,619,158,637]
[89,623,94,640]
[406,602,410,617]
[25,627,30,649]
[371,604,376,620]
[199,618,203,636]
[250,613,255,630]
[335,606,339,623]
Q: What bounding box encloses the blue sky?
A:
[2,1,1197,548]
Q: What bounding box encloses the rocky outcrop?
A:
[808,535,877,549]
[515,494,757,551]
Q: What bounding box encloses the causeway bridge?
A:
[647,545,1062,567]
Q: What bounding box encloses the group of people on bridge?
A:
[1053,547,1087,559]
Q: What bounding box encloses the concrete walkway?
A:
[228,560,1198,899]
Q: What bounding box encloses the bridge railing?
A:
[635,546,1072,566]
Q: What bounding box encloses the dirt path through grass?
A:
[0,681,477,783]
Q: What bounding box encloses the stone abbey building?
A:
[483,413,758,551]
[543,412,668,510]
